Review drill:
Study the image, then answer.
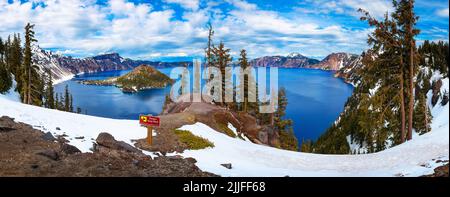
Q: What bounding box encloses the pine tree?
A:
[70,94,74,112]
[22,23,41,105]
[0,59,12,93]
[413,92,432,134]
[393,0,420,141]
[238,49,250,112]
[212,42,232,106]
[359,9,406,145]
[419,40,449,77]
[44,68,55,109]
[301,139,313,153]
[0,37,12,93]
[205,22,215,68]
[55,93,60,110]
[59,93,64,111]
[204,23,217,98]
[7,34,23,94]
[274,88,298,151]
[0,38,4,60]
[64,84,70,112]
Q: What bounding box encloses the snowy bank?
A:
[0,95,147,153]
[0,93,447,177]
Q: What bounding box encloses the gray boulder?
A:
[96,132,142,153]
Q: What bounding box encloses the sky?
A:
[0,0,448,61]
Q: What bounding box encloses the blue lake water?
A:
[54,67,353,142]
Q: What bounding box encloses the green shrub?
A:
[173,129,214,150]
[216,123,237,138]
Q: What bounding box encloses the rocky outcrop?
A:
[333,55,363,84]
[249,52,319,68]
[160,94,281,147]
[432,79,443,106]
[95,132,142,153]
[309,53,359,71]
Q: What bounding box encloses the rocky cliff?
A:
[309,53,359,71]
[249,52,320,68]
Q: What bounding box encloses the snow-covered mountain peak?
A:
[287,52,305,58]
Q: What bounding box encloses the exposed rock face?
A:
[249,53,319,68]
[32,45,74,83]
[309,53,359,70]
[432,79,443,106]
[333,55,364,84]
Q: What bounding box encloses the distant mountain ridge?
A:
[32,46,192,83]
[249,52,320,68]
[33,46,361,84]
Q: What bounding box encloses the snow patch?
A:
[227,123,238,137]
[0,96,147,152]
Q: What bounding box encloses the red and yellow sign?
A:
[139,115,160,145]
[139,115,161,127]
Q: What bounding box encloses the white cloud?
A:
[0,0,33,33]
[436,8,449,17]
[0,0,388,59]
[340,0,393,18]
[164,0,200,11]
[227,0,257,11]
[296,0,393,18]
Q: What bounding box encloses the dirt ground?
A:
[0,116,216,177]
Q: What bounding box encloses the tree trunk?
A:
[424,100,428,132]
[400,64,406,143]
[244,97,247,112]
[407,0,414,141]
[407,45,414,141]
[27,66,31,104]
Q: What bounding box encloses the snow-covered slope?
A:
[0,87,448,176]
[0,94,147,152]
[32,45,75,84]
[177,110,447,176]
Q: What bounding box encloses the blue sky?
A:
[0,0,448,61]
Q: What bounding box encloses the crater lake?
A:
[54,67,353,142]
